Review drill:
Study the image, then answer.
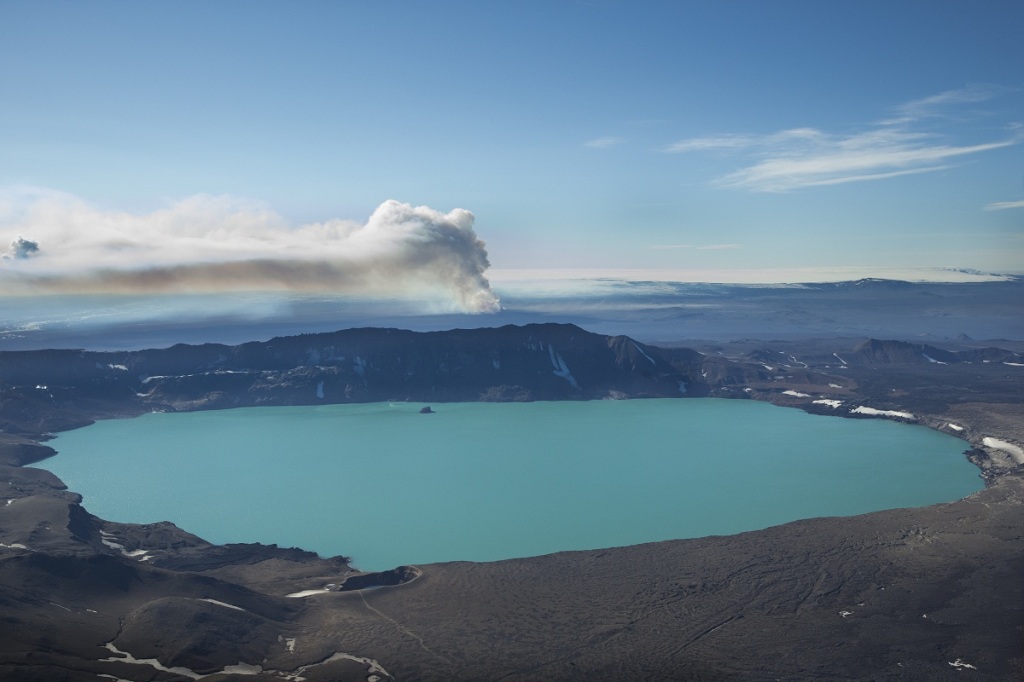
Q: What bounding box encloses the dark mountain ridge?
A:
[846,338,1021,365]
[0,324,708,434]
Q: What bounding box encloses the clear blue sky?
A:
[1,0,1022,279]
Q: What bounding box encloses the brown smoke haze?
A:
[0,191,501,313]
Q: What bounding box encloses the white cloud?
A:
[0,189,501,313]
[662,128,824,154]
[662,135,758,153]
[663,87,1019,192]
[584,136,625,149]
[883,84,1013,124]
[984,200,1024,211]
[717,133,1013,192]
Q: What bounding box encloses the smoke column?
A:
[0,192,501,313]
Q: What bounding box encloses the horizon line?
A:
[486,267,1017,285]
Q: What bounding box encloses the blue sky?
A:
[1,0,1022,291]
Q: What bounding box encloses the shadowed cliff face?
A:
[0,324,709,416]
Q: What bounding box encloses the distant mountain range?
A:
[0,325,709,439]
[2,323,1020,448]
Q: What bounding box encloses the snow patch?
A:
[782,390,810,398]
[632,342,656,365]
[99,530,150,561]
[279,635,297,653]
[813,399,843,408]
[294,652,391,680]
[851,406,915,420]
[982,437,1024,464]
[922,353,947,365]
[285,588,331,598]
[548,345,579,388]
[101,642,201,679]
[949,658,977,670]
[832,353,847,366]
[0,543,29,550]
[946,423,964,432]
[1004,362,1024,367]
[107,364,128,371]
[222,663,262,675]
[200,598,246,612]
[829,383,843,388]
[101,642,274,679]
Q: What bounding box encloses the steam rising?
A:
[0,191,500,313]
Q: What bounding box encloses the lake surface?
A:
[47,399,983,571]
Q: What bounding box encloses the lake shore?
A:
[1,328,1021,680]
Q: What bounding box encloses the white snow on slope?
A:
[101,642,201,680]
[199,599,246,612]
[632,342,656,365]
[982,437,1024,464]
[851,406,915,420]
[548,345,579,388]
[286,589,331,598]
[99,531,150,561]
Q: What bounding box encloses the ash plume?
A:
[0,191,500,313]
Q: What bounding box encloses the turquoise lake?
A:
[46,399,983,571]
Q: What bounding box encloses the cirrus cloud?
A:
[663,86,1020,192]
[984,200,1024,211]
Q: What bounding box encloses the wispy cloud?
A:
[662,128,824,154]
[651,243,741,250]
[663,86,1019,192]
[718,135,1012,192]
[984,200,1024,211]
[0,188,501,312]
[696,243,741,250]
[883,84,1013,125]
[584,136,625,149]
